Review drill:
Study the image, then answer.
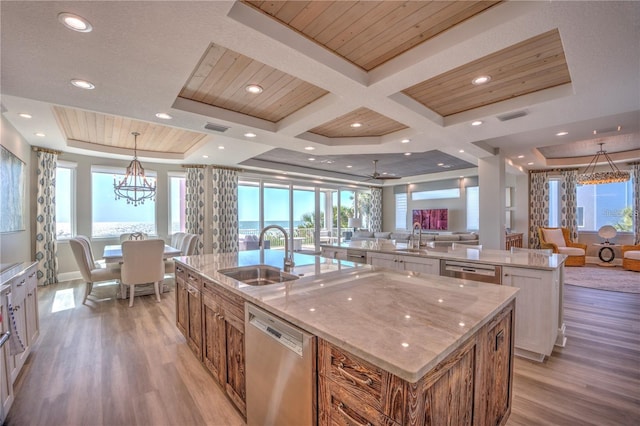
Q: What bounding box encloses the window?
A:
[576,179,634,231]
[411,188,460,200]
[91,167,156,238]
[169,173,186,234]
[466,186,479,231]
[55,161,76,239]
[548,179,560,228]
[395,193,407,230]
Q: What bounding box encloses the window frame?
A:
[55,160,77,240]
[168,171,186,235]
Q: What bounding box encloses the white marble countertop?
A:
[323,240,567,270]
[175,251,518,383]
[1,261,37,291]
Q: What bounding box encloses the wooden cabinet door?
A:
[186,283,202,359]
[0,289,14,420]
[175,274,188,337]
[9,275,28,383]
[480,304,514,426]
[401,256,439,275]
[25,267,39,347]
[223,310,246,417]
[202,293,224,382]
[368,253,399,270]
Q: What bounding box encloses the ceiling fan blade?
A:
[369,160,402,180]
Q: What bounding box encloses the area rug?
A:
[564,264,639,293]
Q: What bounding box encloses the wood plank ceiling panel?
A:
[242,1,502,71]
[402,29,572,117]
[308,107,408,138]
[52,106,208,154]
[179,43,329,123]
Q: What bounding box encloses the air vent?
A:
[204,122,229,132]
[593,127,619,135]
[497,111,528,122]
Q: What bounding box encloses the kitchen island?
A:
[174,251,518,425]
[323,241,567,362]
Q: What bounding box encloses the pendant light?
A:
[577,143,630,185]
[113,132,156,205]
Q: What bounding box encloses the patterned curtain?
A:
[185,167,206,255]
[528,171,549,248]
[633,163,640,245]
[211,167,239,254]
[369,187,382,232]
[560,170,579,241]
[35,150,58,286]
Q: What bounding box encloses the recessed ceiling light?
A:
[617,125,621,131]
[517,155,525,159]
[245,84,263,94]
[202,155,209,158]
[18,113,32,119]
[304,146,315,151]
[556,131,568,136]
[437,163,444,166]
[218,146,225,150]
[244,132,256,138]
[593,130,597,135]
[401,139,410,143]
[471,120,483,126]
[58,12,92,32]
[350,122,362,128]
[458,149,464,153]
[308,158,315,161]
[472,75,491,85]
[404,152,412,156]
[34,132,46,137]
[527,162,534,165]
[155,112,172,120]
[346,165,352,168]
[70,79,95,89]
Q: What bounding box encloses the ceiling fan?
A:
[366,160,402,180]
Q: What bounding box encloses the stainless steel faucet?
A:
[412,221,422,249]
[258,225,295,272]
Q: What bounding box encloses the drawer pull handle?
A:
[18,279,26,286]
[337,362,373,386]
[336,402,372,426]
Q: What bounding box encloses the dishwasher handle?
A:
[0,331,10,348]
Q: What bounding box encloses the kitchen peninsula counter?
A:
[175,252,517,383]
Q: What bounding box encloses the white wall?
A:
[0,116,32,266]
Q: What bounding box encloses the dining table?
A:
[102,243,182,299]
[102,243,182,264]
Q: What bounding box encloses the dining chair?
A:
[119,232,148,243]
[164,233,197,275]
[120,239,165,307]
[69,237,122,304]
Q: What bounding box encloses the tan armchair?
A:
[538,227,587,266]
[621,245,640,272]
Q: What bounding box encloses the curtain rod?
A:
[181,164,207,169]
[529,167,579,173]
[32,146,62,155]
[181,164,244,172]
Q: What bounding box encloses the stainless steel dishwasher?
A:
[440,259,502,284]
[245,304,316,426]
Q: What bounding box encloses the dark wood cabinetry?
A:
[175,265,202,359]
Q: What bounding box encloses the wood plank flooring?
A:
[6,280,640,425]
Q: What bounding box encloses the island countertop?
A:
[323,240,567,270]
[175,252,518,383]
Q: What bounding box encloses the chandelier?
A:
[114,132,156,206]
[577,143,630,185]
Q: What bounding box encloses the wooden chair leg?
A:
[154,281,161,303]
[129,284,135,307]
[82,282,92,304]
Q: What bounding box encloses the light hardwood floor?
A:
[5,280,640,425]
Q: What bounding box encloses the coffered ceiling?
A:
[1,1,638,184]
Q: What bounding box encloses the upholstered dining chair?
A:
[69,237,121,304]
[538,227,586,266]
[119,232,148,243]
[621,245,640,272]
[164,233,197,275]
[120,239,165,307]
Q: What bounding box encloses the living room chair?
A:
[120,239,165,307]
[621,245,640,272]
[538,227,586,266]
[69,236,121,304]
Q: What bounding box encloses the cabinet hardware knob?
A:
[336,402,372,426]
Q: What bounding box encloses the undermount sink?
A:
[218,265,299,286]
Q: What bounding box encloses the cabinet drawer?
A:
[320,377,400,426]
[175,263,187,282]
[185,268,202,291]
[319,340,393,416]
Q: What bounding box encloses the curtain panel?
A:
[35,151,58,286]
[211,167,239,254]
[560,170,579,241]
[369,187,383,232]
[529,171,549,249]
[633,163,640,245]
[185,167,206,255]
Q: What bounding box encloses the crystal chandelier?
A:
[114,132,156,205]
[577,143,630,185]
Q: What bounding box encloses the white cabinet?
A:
[502,266,559,361]
[367,252,439,275]
[1,287,14,423]
[321,247,347,261]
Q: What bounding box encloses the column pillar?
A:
[479,151,506,250]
